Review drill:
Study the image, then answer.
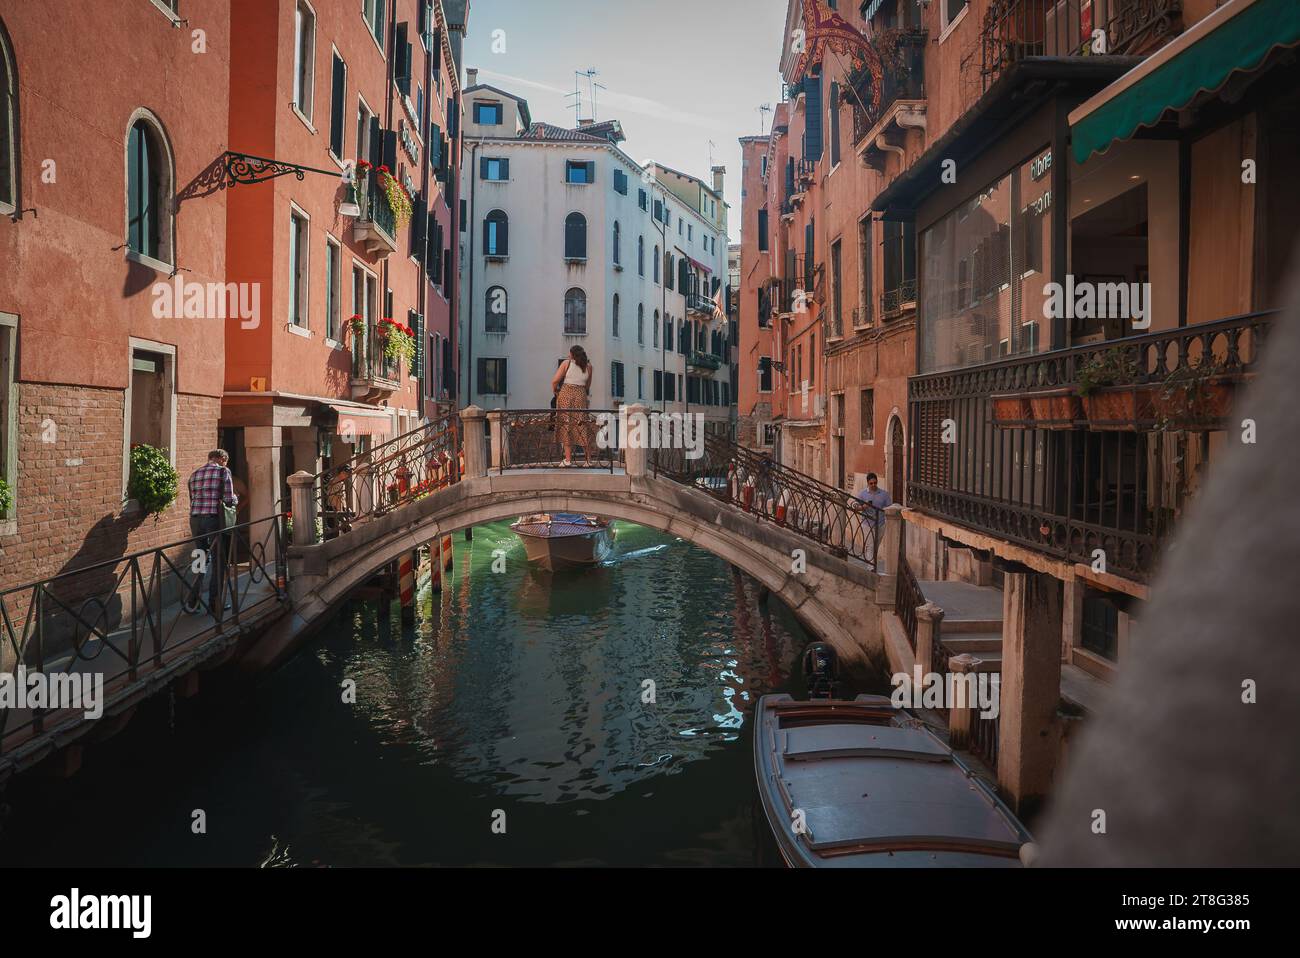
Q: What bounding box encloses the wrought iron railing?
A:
[351,324,401,383]
[908,310,1274,581]
[312,411,461,536]
[499,408,621,472]
[360,175,397,242]
[688,351,722,371]
[652,434,883,568]
[981,0,1183,90]
[850,30,927,144]
[686,292,715,316]
[882,278,918,316]
[896,537,922,654]
[971,705,1001,768]
[796,157,816,185]
[0,514,287,756]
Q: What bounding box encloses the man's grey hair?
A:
[209,449,229,462]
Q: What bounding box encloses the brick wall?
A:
[0,383,222,591]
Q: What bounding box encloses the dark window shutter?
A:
[430,122,442,171]
[411,192,426,255]
[443,248,451,289]
[395,22,412,96]
[477,358,487,394]
[459,199,467,231]
[804,72,823,161]
[382,129,398,171]
[479,155,489,179]
[431,25,442,73]
[368,116,382,166]
[330,55,347,157]
[411,309,424,380]
[500,158,509,179]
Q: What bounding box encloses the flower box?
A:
[991,393,1033,427]
[1027,388,1082,430]
[1082,385,1158,431]
[1151,378,1236,430]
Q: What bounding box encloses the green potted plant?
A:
[375,165,413,229]
[1075,347,1156,430]
[0,476,12,515]
[1153,358,1236,431]
[379,317,416,366]
[126,443,179,516]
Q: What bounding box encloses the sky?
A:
[460,0,792,245]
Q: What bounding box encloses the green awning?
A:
[1071,0,1300,164]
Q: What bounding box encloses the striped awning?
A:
[1070,0,1300,163]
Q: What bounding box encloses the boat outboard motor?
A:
[803,642,840,700]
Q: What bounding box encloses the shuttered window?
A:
[329,53,347,158]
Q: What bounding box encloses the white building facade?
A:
[458,78,734,432]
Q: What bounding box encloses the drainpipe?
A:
[463,140,479,408]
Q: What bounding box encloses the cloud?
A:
[477,69,720,131]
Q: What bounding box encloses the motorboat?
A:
[754,693,1033,867]
[509,513,614,571]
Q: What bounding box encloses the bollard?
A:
[399,550,416,624]
[287,471,319,546]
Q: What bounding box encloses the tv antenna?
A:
[757,103,772,135]
[569,68,607,123]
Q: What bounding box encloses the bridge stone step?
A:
[942,632,1003,654]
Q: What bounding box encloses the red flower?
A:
[378,165,391,175]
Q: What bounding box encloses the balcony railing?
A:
[882,278,918,316]
[796,157,816,186]
[981,0,1184,90]
[351,325,401,384]
[686,292,715,316]
[907,310,1274,582]
[352,176,398,257]
[689,351,722,371]
[851,30,927,144]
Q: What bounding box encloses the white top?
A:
[562,360,591,387]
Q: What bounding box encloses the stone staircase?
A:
[919,578,1004,675]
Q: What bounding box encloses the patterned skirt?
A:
[555,384,594,456]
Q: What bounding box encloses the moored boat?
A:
[754,693,1033,867]
[509,513,614,571]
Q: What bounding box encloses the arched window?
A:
[564,212,587,259]
[613,220,621,266]
[125,114,174,264]
[637,235,645,276]
[637,304,644,345]
[653,309,660,347]
[484,209,508,256]
[611,293,620,338]
[653,245,660,283]
[485,285,507,333]
[564,287,587,335]
[0,20,17,213]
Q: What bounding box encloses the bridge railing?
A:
[497,408,621,472]
[312,410,462,537]
[651,436,883,569]
[0,513,287,756]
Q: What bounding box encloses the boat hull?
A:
[510,514,614,571]
[753,694,1032,868]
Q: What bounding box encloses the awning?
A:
[1070,0,1300,164]
[326,403,394,437]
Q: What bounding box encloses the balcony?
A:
[851,30,927,171]
[881,278,918,319]
[796,157,816,188]
[981,0,1184,91]
[688,351,722,371]
[906,310,1272,582]
[352,178,398,259]
[686,292,715,317]
[851,304,873,330]
[350,326,401,403]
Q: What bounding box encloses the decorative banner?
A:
[793,0,884,114]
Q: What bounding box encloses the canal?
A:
[0,521,884,867]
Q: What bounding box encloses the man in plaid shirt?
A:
[186,449,238,615]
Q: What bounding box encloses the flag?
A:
[792,0,883,114]
[711,289,726,321]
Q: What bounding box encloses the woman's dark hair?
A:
[569,345,589,372]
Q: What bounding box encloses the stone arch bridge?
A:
[246,406,904,672]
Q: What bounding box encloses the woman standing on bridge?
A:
[552,345,596,467]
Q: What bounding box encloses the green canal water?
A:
[0,521,883,867]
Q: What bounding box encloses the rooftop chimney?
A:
[466,67,478,87]
[712,165,726,194]
[577,118,593,127]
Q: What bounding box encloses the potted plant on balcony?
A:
[347,314,366,340]
[1026,385,1082,429]
[1152,358,1236,431]
[1076,347,1154,430]
[378,317,416,366]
